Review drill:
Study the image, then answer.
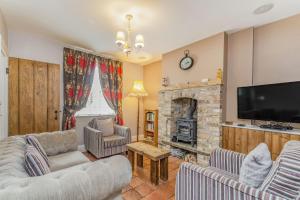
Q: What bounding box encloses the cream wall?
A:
[226,28,253,122]
[253,14,300,85]
[226,14,300,124]
[143,61,162,110]
[162,32,227,86]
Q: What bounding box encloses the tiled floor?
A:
[83,152,183,200]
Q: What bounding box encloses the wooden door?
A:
[33,61,48,133]
[47,64,60,131]
[19,59,34,134]
[8,58,60,135]
[8,58,19,135]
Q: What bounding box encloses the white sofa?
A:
[0,130,132,200]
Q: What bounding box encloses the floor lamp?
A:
[129,80,148,142]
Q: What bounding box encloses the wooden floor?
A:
[84,152,183,200]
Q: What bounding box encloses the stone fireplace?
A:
[158,84,222,166]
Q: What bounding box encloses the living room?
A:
[0,1,300,200]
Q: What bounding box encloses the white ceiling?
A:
[1,0,300,64]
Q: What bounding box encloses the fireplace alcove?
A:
[171,98,198,147]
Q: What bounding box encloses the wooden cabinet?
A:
[8,57,60,135]
[222,125,300,160]
[143,110,158,146]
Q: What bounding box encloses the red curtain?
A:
[98,58,124,125]
[62,48,96,130]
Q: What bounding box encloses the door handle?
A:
[54,110,61,120]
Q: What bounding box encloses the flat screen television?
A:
[237,81,300,123]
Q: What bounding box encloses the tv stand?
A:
[259,124,294,131]
[221,124,300,160]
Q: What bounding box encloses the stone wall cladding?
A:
[158,85,223,166]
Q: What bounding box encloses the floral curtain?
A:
[62,48,96,130]
[98,57,124,125]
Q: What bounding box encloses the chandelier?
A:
[115,14,144,56]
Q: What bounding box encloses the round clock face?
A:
[179,56,193,70]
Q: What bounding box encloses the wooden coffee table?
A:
[127,142,171,185]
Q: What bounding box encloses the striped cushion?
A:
[260,141,300,199]
[26,135,49,166]
[24,145,51,176]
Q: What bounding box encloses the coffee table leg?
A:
[160,157,168,181]
[137,153,143,168]
[150,160,159,185]
[128,150,135,171]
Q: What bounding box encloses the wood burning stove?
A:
[172,99,197,147]
[173,118,197,146]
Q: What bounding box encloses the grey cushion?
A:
[48,151,89,171]
[96,118,114,137]
[33,129,78,156]
[239,143,272,188]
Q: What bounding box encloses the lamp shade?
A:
[115,31,125,47]
[135,34,144,48]
[128,80,148,97]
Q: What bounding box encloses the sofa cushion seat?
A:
[48,151,89,171]
[103,135,127,148]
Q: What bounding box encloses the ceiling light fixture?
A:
[253,3,274,15]
[115,14,144,56]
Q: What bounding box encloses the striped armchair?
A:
[84,115,131,159]
[176,141,300,200]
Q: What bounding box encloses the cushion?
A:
[24,145,51,176]
[239,143,272,188]
[103,135,127,148]
[25,135,49,166]
[48,151,89,171]
[96,118,114,137]
[33,129,77,156]
[260,141,300,199]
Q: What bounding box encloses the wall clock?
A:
[179,50,193,70]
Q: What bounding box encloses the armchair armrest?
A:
[84,126,104,158]
[209,148,246,175]
[114,124,131,143]
[176,162,283,200]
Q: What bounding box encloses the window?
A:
[76,64,114,116]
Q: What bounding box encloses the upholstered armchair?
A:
[84,115,131,158]
[176,141,300,200]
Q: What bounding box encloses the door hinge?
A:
[5,68,9,74]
